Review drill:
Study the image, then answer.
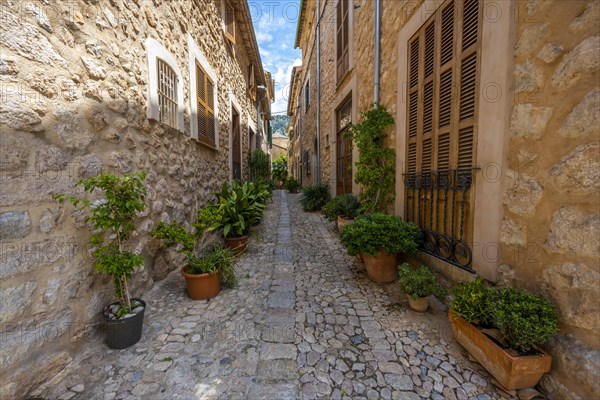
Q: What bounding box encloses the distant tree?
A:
[272,155,287,184]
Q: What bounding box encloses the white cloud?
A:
[256,31,273,43]
[270,58,302,114]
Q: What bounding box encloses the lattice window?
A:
[157,58,178,129]
[336,0,349,83]
[196,63,216,147]
[404,0,481,270]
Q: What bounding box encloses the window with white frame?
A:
[146,38,184,131]
[188,34,219,147]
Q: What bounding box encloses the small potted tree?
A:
[323,194,360,232]
[151,207,236,300]
[340,213,420,283]
[398,263,446,312]
[54,172,147,349]
[212,181,266,256]
[449,279,559,390]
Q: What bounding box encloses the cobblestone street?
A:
[37,191,501,400]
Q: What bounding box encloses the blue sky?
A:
[249,0,302,114]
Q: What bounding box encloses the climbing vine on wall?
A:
[344,104,395,214]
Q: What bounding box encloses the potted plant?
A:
[54,172,147,349]
[398,263,446,312]
[323,194,360,232]
[449,278,559,390]
[284,177,301,193]
[271,155,287,188]
[212,181,266,256]
[151,207,236,300]
[340,213,420,283]
[300,183,331,211]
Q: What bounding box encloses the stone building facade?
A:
[0,0,271,397]
[291,0,599,398]
[271,132,289,161]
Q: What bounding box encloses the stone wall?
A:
[0,0,261,397]
[499,1,599,398]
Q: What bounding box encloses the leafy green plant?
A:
[152,207,237,287]
[271,155,288,183]
[284,177,301,193]
[489,288,559,354]
[340,213,420,256]
[249,149,270,181]
[211,180,267,237]
[300,184,330,211]
[185,246,237,288]
[398,263,446,302]
[323,194,361,221]
[451,277,495,327]
[343,104,395,213]
[54,172,147,316]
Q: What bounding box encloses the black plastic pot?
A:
[103,298,146,349]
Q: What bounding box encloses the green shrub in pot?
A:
[323,194,361,221]
[284,177,301,193]
[489,287,559,354]
[211,180,267,238]
[398,263,446,302]
[339,213,420,256]
[450,278,495,327]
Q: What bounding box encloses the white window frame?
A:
[187,34,220,147]
[146,37,184,131]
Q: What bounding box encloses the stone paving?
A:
[35,190,503,400]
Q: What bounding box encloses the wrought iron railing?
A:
[404,168,475,271]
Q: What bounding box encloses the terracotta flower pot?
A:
[337,216,354,232]
[448,310,552,390]
[408,295,429,312]
[224,235,248,256]
[361,252,398,283]
[181,267,221,300]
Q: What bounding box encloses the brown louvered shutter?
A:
[336,0,349,83]
[404,0,481,270]
[225,2,235,44]
[197,64,215,147]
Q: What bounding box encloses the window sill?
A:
[195,138,218,151]
[336,69,352,90]
[149,117,184,134]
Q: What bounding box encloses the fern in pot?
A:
[323,194,360,232]
[151,206,237,300]
[54,172,147,349]
[398,263,446,312]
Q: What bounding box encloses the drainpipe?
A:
[374,0,381,106]
[316,0,321,184]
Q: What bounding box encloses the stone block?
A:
[559,88,600,138]
[543,262,600,331]
[552,35,600,90]
[550,142,599,193]
[0,211,31,239]
[510,104,552,139]
[503,170,543,216]
[0,281,37,323]
[545,207,599,258]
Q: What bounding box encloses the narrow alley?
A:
[34,192,500,400]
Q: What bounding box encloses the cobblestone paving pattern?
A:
[36,191,502,400]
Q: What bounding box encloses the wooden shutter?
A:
[336,0,349,82]
[404,0,481,269]
[225,2,235,44]
[405,0,481,175]
[197,64,215,147]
